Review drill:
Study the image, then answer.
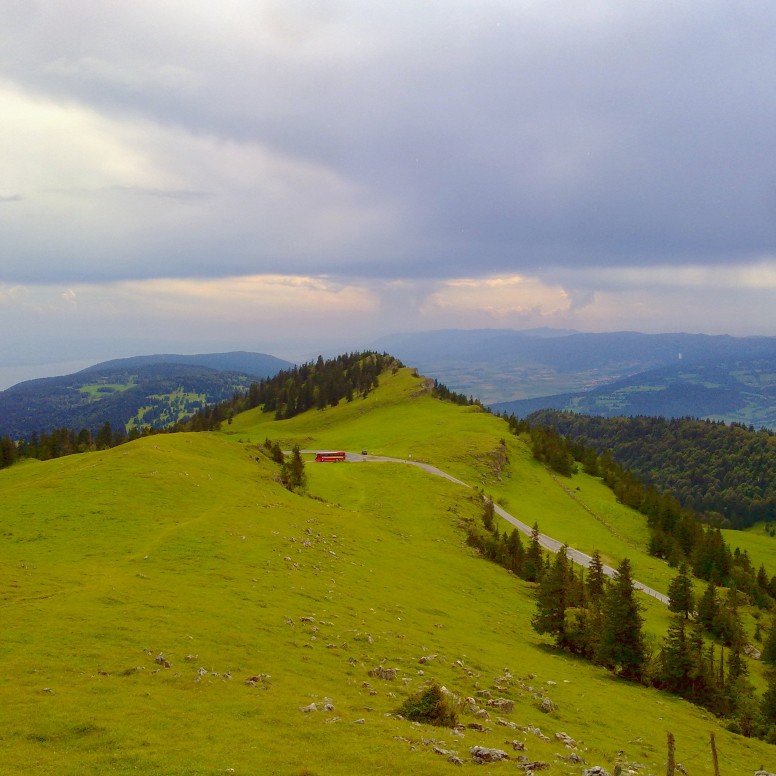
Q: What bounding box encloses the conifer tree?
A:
[659,616,694,695]
[596,557,646,680]
[482,497,495,532]
[506,529,524,576]
[667,562,695,619]
[532,546,572,647]
[523,522,543,583]
[762,619,776,667]
[587,550,607,600]
[697,579,718,631]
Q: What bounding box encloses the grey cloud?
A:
[1,1,776,284]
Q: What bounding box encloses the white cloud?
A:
[420,275,571,325]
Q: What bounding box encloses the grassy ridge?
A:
[2,368,776,772]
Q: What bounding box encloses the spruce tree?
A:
[586,550,607,600]
[506,529,524,576]
[522,522,543,583]
[762,619,776,667]
[596,557,646,680]
[667,562,695,619]
[659,616,693,695]
[532,546,571,647]
[697,579,718,631]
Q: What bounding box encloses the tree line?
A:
[0,352,402,469]
[497,413,776,608]
[526,410,776,529]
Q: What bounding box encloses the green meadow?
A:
[3,367,776,773]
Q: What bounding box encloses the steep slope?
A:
[2,369,776,773]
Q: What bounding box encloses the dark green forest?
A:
[527,411,776,529]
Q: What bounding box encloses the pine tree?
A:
[596,557,646,680]
[659,616,694,695]
[760,669,776,733]
[522,522,543,583]
[482,497,495,532]
[697,579,718,631]
[762,619,776,667]
[667,562,695,619]
[586,550,607,600]
[506,529,524,576]
[532,546,572,647]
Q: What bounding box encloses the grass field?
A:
[2,367,776,773]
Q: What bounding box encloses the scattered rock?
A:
[466,723,488,732]
[583,767,611,776]
[518,761,550,771]
[538,697,555,714]
[155,652,171,668]
[554,731,576,748]
[245,674,272,687]
[487,698,514,713]
[448,755,463,766]
[353,718,365,724]
[300,703,318,713]
[369,666,398,680]
[419,654,437,664]
[507,740,526,751]
[470,745,509,763]
[497,718,518,729]
[558,752,585,764]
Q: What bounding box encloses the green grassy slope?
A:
[2,368,775,773]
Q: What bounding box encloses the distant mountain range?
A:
[0,351,293,440]
[6,331,776,438]
[375,328,776,429]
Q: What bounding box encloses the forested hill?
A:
[0,363,257,441]
[527,410,776,529]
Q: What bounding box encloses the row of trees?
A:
[501,413,775,605]
[0,422,141,469]
[468,498,776,740]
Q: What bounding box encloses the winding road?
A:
[307,450,670,606]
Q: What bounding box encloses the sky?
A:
[2,1,776,387]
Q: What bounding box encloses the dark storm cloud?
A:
[1,1,775,283]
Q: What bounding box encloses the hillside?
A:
[3,367,776,773]
[0,351,292,440]
[524,410,776,529]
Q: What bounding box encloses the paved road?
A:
[306,450,669,605]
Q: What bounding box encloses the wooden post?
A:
[666,731,675,776]
[710,732,721,776]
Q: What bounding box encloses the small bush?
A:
[397,683,458,727]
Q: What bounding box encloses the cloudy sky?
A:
[2,1,776,386]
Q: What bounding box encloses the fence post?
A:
[666,731,675,776]
[710,732,720,776]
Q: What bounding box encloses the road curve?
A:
[306,450,669,605]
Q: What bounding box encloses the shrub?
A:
[397,683,458,727]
